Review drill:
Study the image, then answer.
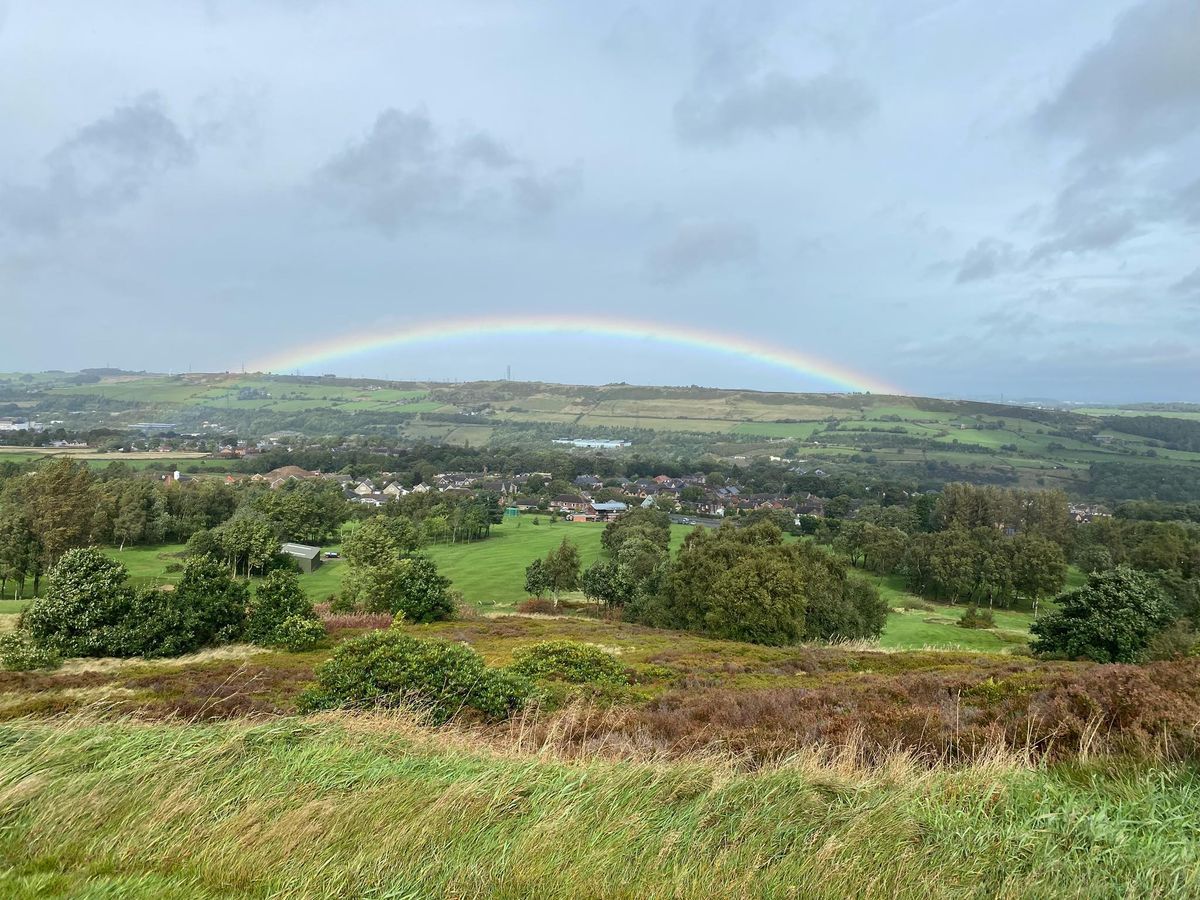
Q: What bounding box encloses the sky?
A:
[1,0,1198,401]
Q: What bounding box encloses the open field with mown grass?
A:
[79,518,1036,651]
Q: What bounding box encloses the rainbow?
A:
[249,314,902,394]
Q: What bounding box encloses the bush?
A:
[516,597,557,615]
[1032,566,1176,663]
[0,632,62,671]
[21,549,135,657]
[19,550,250,660]
[298,629,530,722]
[958,604,995,629]
[1147,623,1199,661]
[343,556,454,622]
[508,640,628,685]
[269,615,327,652]
[247,570,317,645]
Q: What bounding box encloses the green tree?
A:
[1031,566,1175,663]
[524,558,550,599]
[343,516,421,569]
[704,553,806,645]
[542,538,581,603]
[215,514,279,577]
[580,558,632,608]
[0,511,39,600]
[1010,533,1067,615]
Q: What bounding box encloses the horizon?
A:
[6,366,1199,408]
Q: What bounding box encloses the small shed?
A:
[281,542,322,575]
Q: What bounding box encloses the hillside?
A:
[3,371,1199,499]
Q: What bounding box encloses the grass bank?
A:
[1,715,1197,899]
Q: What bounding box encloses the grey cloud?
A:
[675,71,876,145]
[955,238,1018,283]
[1172,266,1200,294]
[1177,177,1200,223]
[645,219,758,284]
[0,93,194,234]
[1034,0,1200,161]
[977,308,1041,339]
[511,167,581,217]
[312,108,573,235]
[1029,209,1140,262]
[454,133,518,169]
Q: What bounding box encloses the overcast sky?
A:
[2,1,1198,400]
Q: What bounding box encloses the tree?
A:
[215,514,279,577]
[344,556,454,621]
[581,558,633,608]
[704,553,806,646]
[9,459,97,575]
[170,554,248,646]
[1009,533,1067,615]
[524,558,550,599]
[252,480,348,545]
[0,511,39,600]
[1031,566,1176,663]
[343,516,422,569]
[542,538,581,603]
[19,549,135,657]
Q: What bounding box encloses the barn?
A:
[281,542,323,575]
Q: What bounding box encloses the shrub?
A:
[247,570,317,645]
[343,556,454,622]
[508,640,628,685]
[1032,566,1176,663]
[0,632,62,671]
[958,604,995,629]
[1147,622,1199,660]
[298,629,530,722]
[21,549,135,657]
[269,616,327,652]
[19,549,251,660]
[516,597,557,615]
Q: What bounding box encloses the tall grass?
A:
[2,714,1198,898]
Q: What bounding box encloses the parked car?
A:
[324,551,340,559]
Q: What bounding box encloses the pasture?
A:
[80,519,1033,651]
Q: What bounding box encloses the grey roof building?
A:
[281,542,323,574]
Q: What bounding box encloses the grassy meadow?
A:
[2,714,1198,899]
[72,519,1038,651]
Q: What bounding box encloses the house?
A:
[253,466,319,490]
[281,542,322,575]
[795,494,826,518]
[382,481,408,498]
[551,494,589,512]
[573,474,604,490]
[590,501,628,520]
[353,481,377,496]
[477,479,518,498]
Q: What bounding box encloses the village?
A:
[240,465,831,524]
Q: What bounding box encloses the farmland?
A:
[7,372,1200,500]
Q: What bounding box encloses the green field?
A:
[81,520,1034,650]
